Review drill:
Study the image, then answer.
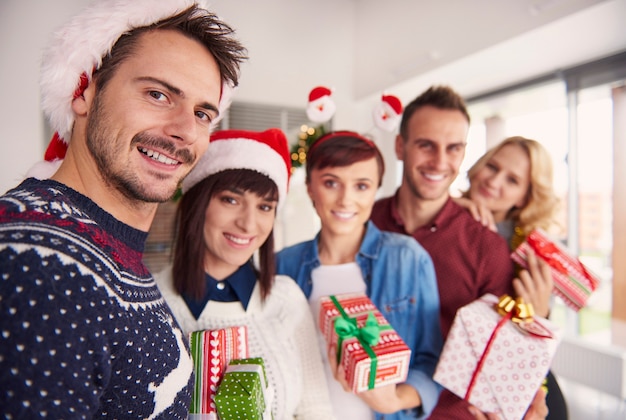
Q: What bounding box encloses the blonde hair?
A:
[465,136,560,234]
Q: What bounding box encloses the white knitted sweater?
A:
[155,268,336,420]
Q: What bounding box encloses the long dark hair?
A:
[171,169,278,301]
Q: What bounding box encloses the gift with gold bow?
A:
[433,294,562,420]
[511,228,600,311]
[318,293,412,393]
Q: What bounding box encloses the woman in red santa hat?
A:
[155,128,335,420]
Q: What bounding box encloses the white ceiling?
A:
[351,0,623,99]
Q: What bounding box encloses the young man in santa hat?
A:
[0,0,246,418]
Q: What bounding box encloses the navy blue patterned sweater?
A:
[0,178,193,418]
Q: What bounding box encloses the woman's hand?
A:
[452,196,497,232]
[327,346,420,413]
[513,249,553,318]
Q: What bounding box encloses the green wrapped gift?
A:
[215,357,271,420]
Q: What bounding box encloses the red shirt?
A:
[371,192,514,419]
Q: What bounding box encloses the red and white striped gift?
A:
[189,326,249,415]
[511,229,600,311]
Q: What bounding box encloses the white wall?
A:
[0,0,90,193]
[1,0,625,197]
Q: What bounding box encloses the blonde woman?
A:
[456,136,567,420]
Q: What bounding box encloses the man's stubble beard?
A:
[86,91,196,203]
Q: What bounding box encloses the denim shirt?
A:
[276,221,443,420]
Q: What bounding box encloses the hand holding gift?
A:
[188,326,249,416]
[215,357,273,420]
[511,229,600,311]
[319,293,411,393]
[434,294,561,420]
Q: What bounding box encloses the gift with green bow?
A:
[319,293,412,393]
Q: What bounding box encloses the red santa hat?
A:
[28,0,236,179]
[372,93,403,132]
[182,128,292,208]
[306,85,336,123]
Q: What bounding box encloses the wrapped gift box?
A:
[318,293,411,393]
[188,326,248,415]
[215,357,272,420]
[434,294,561,420]
[511,228,600,311]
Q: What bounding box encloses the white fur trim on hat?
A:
[39,0,233,144]
[182,130,291,209]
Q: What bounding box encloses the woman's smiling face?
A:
[307,157,380,238]
[202,187,276,279]
[468,143,530,222]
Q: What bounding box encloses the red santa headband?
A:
[182,128,292,209]
[306,86,336,123]
[372,93,403,132]
[305,86,403,132]
[30,0,236,179]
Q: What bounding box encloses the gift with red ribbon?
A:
[188,326,249,416]
[511,228,600,311]
[433,294,561,420]
[318,293,411,393]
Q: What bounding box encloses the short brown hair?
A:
[305,131,385,187]
[399,85,470,139]
[94,5,247,94]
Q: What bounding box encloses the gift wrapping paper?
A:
[188,326,249,414]
[318,293,411,393]
[511,229,600,311]
[215,357,272,420]
[434,294,561,420]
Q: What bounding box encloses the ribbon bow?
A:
[495,295,553,339]
[496,295,535,323]
[334,311,381,348]
[526,233,569,275]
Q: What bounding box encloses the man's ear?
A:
[394,134,404,160]
[71,81,96,116]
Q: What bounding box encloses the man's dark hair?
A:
[94,5,248,93]
[399,85,470,139]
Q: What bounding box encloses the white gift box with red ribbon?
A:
[434,294,561,420]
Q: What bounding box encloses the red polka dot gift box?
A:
[319,293,412,393]
[433,294,562,420]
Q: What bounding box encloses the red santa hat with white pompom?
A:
[27,0,236,180]
[182,128,292,209]
[372,93,403,132]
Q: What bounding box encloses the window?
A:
[464,50,626,341]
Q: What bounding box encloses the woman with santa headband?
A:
[276,131,443,420]
[155,128,335,420]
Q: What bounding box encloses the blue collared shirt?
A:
[183,262,256,318]
[276,221,443,420]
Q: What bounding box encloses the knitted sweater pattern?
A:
[156,267,336,420]
[0,178,193,419]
